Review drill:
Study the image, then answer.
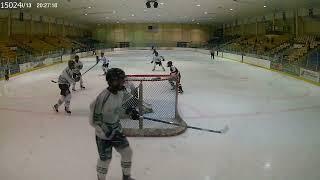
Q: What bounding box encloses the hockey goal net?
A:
[120,74,187,137]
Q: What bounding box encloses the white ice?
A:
[1,50,320,180]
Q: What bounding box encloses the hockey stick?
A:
[142,116,229,134]
[82,57,101,76]
[51,58,100,83]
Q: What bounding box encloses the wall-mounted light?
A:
[146,1,151,8]
[146,0,159,8]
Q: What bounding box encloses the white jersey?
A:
[153,55,162,63]
[100,56,110,64]
[170,66,178,73]
[89,88,133,139]
[170,65,180,77]
[74,61,83,74]
[58,67,75,85]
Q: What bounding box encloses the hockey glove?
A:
[73,73,81,82]
[130,109,140,120]
[125,107,140,120]
[150,61,154,64]
[77,64,83,70]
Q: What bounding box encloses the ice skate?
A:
[123,174,136,180]
[65,107,71,114]
[53,104,59,112]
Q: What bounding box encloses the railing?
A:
[220,47,320,74]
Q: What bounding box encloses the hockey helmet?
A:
[68,60,75,69]
[167,61,173,67]
[75,55,79,61]
[106,68,126,82]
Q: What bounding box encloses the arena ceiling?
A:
[22,0,320,24]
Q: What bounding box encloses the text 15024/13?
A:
[0,2,32,9]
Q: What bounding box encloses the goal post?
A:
[121,74,187,137]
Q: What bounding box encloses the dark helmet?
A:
[167,61,173,67]
[68,60,75,69]
[154,51,158,56]
[75,55,79,61]
[106,68,126,82]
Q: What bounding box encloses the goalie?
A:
[122,80,153,114]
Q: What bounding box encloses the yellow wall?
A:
[93,23,211,46]
[224,13,320,37]
[303,18,320,34]
[0,18,8,40]
[225,21,267,36]
[0,12,89,40]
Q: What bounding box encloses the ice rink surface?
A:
[1,50,320,180]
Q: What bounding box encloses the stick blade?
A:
[220,125,229,134]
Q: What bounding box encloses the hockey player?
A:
[98,52,110,75]
[72,55,85,91]
[210,48,215,60]
[89,68,138,180]
[4,65,10,81]
[152,48,157,55]
[122,80,153,114]
[151,51,165,71]
[53,60,76,114]
[167,61,183,93]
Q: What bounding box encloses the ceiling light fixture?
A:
[154,1,158,8]
[146,1,151,8]
[204,11,208,14]
[131,14,135,16]
[88,6,91,9]
[264,5,267,8]
[196,4,200,7]
[230,8,233,11]
[146,0,158,8]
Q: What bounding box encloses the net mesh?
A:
[121,74,187,137]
